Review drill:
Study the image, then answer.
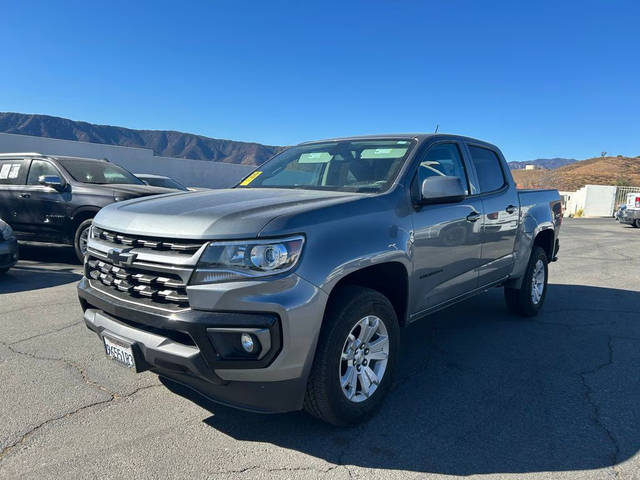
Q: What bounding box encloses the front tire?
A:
[634,219,640,228]
[304,286,400,426]
[504,246,549,317]
[73,219,93,264]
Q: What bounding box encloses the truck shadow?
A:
[161,283,640,476]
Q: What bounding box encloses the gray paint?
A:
[0,132,255,189]
[82,133,562,413]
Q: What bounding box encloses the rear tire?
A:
[504,246,548,317]
[634,219,640,228]
[73,219,93,264]
[304,285,400,426]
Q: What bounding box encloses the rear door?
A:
[410,141,484,314]
[465,144,519,286]
[0,158,30,229]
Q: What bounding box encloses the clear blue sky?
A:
[2,0,639,161]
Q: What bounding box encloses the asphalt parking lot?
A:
[1,217,639,479]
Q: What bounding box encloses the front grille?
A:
[86,257,190,309]
[92,227,204,254]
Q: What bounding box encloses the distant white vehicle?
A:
[134,173,188,191]
[620,192,640,228]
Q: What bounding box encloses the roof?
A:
[0,152,108,162]
[297,133,497,148]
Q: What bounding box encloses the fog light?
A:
[240,333,255,353]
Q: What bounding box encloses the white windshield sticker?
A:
[299,152,332,163]
[8,164,21,179]
[0,164,10,179]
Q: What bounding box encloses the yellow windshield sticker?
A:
[240,171,262,186]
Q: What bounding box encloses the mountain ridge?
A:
[507,158,577,170]
[512,155,640,190]
[0,112,282,166]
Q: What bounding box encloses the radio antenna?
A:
[434,124,439,133]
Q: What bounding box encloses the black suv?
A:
[0,153,177,262]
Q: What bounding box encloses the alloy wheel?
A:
[531,259,545,304]
[339,315,389,403]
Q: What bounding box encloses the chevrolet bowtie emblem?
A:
[107,248,137,267]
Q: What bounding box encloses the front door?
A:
[410,142,484,315]
[14,159,70,238]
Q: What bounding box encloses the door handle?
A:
[19,193,31,199]
[466,212,481,223]
[506,205,517,214]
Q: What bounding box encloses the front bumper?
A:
[77,274,327,413]
[0,237,19,269]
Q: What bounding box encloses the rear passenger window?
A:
[468,146,505,193]
[0,159,29,185]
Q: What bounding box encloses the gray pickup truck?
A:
[78,134,561,425]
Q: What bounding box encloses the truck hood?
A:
[93,188,363,239]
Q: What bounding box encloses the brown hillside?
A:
[512,156,640,191]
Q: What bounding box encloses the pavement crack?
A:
[8,321,83,346]
[0,384,160,461]
[5,342,118,398]
[209,464,351,475]
[579,335,621,467]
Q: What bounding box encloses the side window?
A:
[468,146,505,193]
[0,159,29,185]
[416,143,469,194]
[27,160,60,185]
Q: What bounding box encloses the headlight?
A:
[0,221,13,241]
[191,235,305,284]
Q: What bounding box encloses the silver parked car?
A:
[134,173,189,191]
[0,218,19,274]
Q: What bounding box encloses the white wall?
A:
[562,185,617,217]
[583,185,617,217]
[0,132,255,188]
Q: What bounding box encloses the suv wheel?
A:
[504,246,549,316]
[73,219,93,263]
[304,286,399,426]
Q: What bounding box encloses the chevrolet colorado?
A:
[78,134,561,425]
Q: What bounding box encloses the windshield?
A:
[237,139,416,193]
[59,159,144,185]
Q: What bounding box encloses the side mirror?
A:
[420,176,466,204]
[38,175,66,190]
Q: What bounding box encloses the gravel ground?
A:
[0,218,639,479]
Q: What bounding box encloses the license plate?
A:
[103,336,136,369]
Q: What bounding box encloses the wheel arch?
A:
[533,228,555,261]
[324,261,410,327]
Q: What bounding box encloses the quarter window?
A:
[0,159,29,185]
[468,146,505,193]
[27,160,60,185]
